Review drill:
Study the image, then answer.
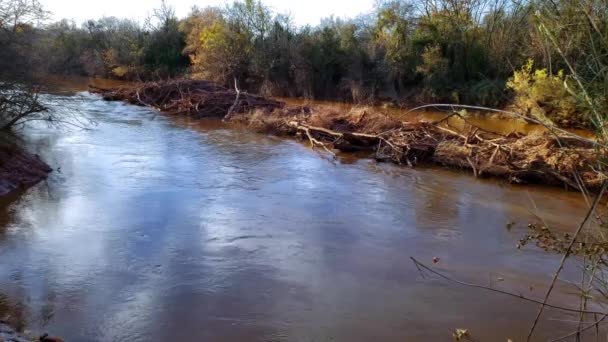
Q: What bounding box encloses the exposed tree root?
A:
[93,80,607,192]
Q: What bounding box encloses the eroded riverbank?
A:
[0,140,51,198]
[0,89,601,341]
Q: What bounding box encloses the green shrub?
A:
[416,44,449,90]
[463,79,507,108]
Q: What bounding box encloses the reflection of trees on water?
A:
[0,194,19,236]
[0,262,69,336]
[0,291,28,332]
[412,177,460,233]
[0,279,61,335]
[0,189,62,334]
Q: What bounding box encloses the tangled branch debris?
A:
[93,80,607,191]
[90,79,284,118]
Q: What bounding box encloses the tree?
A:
[184,0,278,88]
[195,18,252,85]
[0,0,50,130]
[373,0,416,93]
[531,0,608,132]
[143,1,189,78]
[180,6,226,80]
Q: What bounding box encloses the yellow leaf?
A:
[453,328,470,341]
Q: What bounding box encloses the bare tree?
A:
[0,0,51,130]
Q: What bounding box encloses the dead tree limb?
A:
[227,78,241,117]
[408,104,604,149]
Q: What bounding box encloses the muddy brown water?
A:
[0,79,601,341]
[279,97,595,138]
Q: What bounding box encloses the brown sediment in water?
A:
[93,80,605,191]
[0,140,52,197]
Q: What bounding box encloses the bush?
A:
[463,79,507,108]
[417,44,449,90]
[507,60,586,127]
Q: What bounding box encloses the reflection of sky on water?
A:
[0,93,594,341]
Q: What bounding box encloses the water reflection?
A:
[0,91,597,341]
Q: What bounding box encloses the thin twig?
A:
[526,181,608,342]
[409,257,607,316]
[548,314,608,342]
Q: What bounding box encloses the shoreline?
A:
[0,144,55,341]
[228,107,604,192]
[0,141,52,199]
[93,79,605,192]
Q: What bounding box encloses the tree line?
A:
[3,0,608,129]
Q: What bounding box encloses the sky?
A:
[39,0,375,27]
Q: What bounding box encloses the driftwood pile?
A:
[93,80,606,191]
[90,79,284,118]
[232,107,605,191]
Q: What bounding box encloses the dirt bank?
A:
[92,80,606,192]
[0,141,52,197]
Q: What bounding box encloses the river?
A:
[0,83,598,341]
